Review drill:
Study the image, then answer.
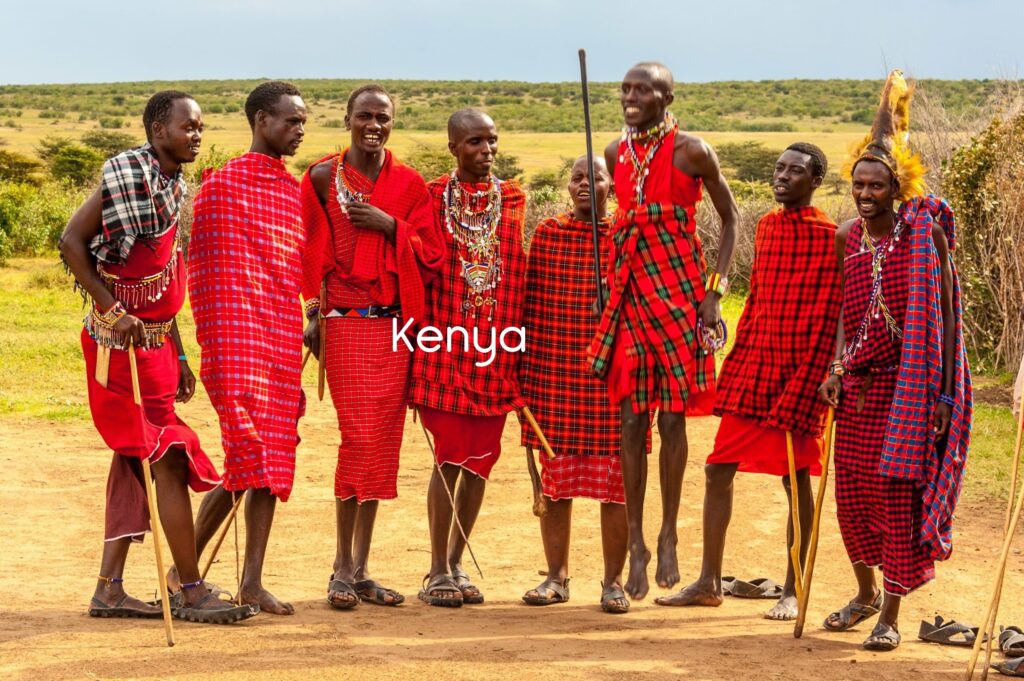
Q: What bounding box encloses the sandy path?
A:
[0,389,1021,680]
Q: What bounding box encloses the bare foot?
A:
[655,580,723,607]
[625,545,651,600]
[92,589,162,615]
[239,584,294,615]
[765,594,798,620]
[166,565,181,594]
[655,533,680,589]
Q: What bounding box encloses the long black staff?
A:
[578,48,605,311]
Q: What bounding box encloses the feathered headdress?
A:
[843,69,927,201]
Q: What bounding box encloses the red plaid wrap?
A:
[300,151,442,501]
[409,175,527,416]
[587,131,714,414]
[519,212,625,503]
[835,217,934,596]
[714,206,840,437]
[188,153,306,502]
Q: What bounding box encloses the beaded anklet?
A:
[98,575,124,586]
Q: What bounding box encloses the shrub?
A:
[79,130,139,159]
[406,143,453,182]
[98,117,124,129]
[716,141,784,183]
[492,154,523,182]
[0,150,43,184]
[0,181,89,263]
[323,119,344,128]
[49,144,104,185]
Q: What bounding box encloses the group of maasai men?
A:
[62,62,975,655]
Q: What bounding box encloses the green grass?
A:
[1,257,1016,500]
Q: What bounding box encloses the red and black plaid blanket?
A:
[409,174,527,416]
[520,212,619,455]
[714,205,841,437]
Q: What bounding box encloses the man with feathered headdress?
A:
[818,70,972,651]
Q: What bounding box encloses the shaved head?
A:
[574,154,609,179]
[628,61,675,97]
[447,108,494,142]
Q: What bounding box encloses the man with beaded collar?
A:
[586,62,738,601]
[818,70,971,652]
[60,91,254,624]
[409,108,527,607]
[300,84,446,610]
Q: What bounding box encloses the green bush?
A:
[406,143,453,182]
[98,117,124,129]
[492,154,523,182]
[0,150,43,184]
[49,144,104,185]
[79,130,139,159]
[0,181,88,263]
[716,141,784,183]
[185,144,234,187]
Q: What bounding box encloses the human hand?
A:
[176,359,196,403]
[113,314,146,348]
[346,203,396,238]
[303,317,320,359]
[818,375,843,407]
[932,402,952,439]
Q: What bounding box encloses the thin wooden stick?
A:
[967,398,1024,679]
[128,341,175,647]
[965,460,1024,680]
[521,406,555,460]
[200,492,244,581]
[525,447,547,518]
[786,430,804,604]
[795,407,836,638]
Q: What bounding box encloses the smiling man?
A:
[184,80,308,616]
[587,62,738,600]
[657,143,841,620]
[60,91,255,624]
[409,108,527,607]
[300,84,445,610]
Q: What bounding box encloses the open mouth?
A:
[858,201,876,211]
[624,106,641,116]
[363,133,382,145]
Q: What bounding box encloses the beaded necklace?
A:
[843,217,906,362]
[443,171,503,320]
[620,112,678,205]
[335,153,372,207]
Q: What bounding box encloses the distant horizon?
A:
[2,1,1020,86]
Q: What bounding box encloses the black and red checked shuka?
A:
[834,217,935,596]
[409,174,527,478]
[520,212,625,504]
[708,205,841,476]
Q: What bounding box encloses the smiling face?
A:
[772,149,821,208]
[620,66,673,129]
[568,156,610,220]
[151,98,203,165]
[256,94,307,158]
[345,91,394,155]
[449,112,498,183]
[851,159,898,220]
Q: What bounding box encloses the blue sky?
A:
[1,0,1021,85]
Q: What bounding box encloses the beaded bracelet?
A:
[303,297,321,320]
[93,300,128,328]
[178,354,187,362]
[704,272,728,296]
[829,360,845,377]
[937,393,955,407]
[696,318,728,352]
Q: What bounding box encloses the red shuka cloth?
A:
[707,414,822,476]
[714,205,840,438]
[82,226,219,541]
[835,217,934,596]
[519,212,625,503]
[188,153,306,502]
[588,129,715,414]
[409,175,528,417]
[300,152,443,501]
[418,406,506,479]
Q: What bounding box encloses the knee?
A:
[620,410,645,436]
[153,449,188,478]
[704,464,734,491]
[658,412,686,437]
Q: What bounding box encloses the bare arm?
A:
[169,319,195,403]
[819,221,851,407]
[604,138,618,179]
[58,187,146,345]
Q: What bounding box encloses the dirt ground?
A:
[1,389,1021,681]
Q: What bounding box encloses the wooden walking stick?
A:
[794,406,836,638]
[785,430,804,604]
[127,341,175,647]
[578,48,606,312]
[525,447,547,518]
[200,491,244,581]
[966,396,1024,680]
[520,405,555,460]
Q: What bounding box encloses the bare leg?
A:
[326,496,360,608]
[447,470,487,581]
[427,464,461,579]
[766,467,815,620]
[352,500,379,581]
[237,487,293,615]
[655,410,686,589]
[92,538,159,613]
[523,498,571,601]
[879,591,901,631]
[619,399,652,599]
[600,501,629,610]
[168,485,235,592]
[656,462,736,606]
